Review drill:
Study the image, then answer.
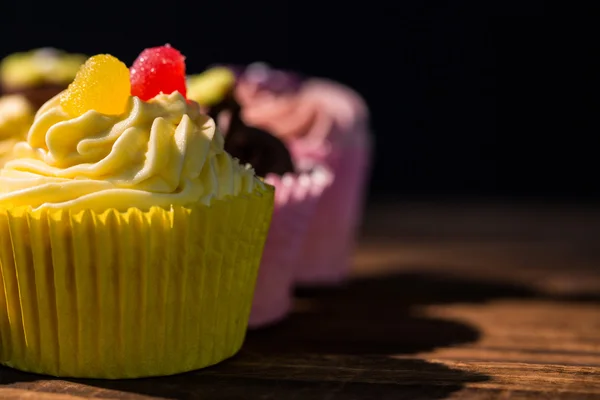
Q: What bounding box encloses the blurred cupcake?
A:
[203,63,372,286]
[0,94,34,167]
[0,47,274,378]
[189,69,333,327]
[0,48,86,110]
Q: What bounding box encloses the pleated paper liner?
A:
[0,186,274,379]
[293,131,372,286]
[249,166,333,328]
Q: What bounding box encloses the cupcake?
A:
[206,63,372,286]
[0,46,274,378]
[0,95,34,167]
[0,48,86,110]
[189,69,333,327]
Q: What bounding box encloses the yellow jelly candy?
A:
[60,54,130,117]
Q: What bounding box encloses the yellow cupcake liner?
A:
[0,186,274,379]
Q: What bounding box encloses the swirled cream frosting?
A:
[0,95,34,166]
[0,91,261,211]
[235,69,369,148]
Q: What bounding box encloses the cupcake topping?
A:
[130,44,187,101]
[60,54,131,117]
[186,65,296,177]
[187,67,236,107]
[0,47,261,212]
[223,98,295,178]
[0,48,87,90]
[236,72,369,151]
[0,95,34,140]
[0,95,34,167]
[242,62,303,95]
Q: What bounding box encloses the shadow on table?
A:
[1,269,495,399]
[0,357,487,400]
[294,268,600,307]
[242,267,569,356]
[294,269,541,308]
[245,300,481,355]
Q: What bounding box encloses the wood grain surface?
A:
[1,202,599,399]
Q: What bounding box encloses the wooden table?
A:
[2,202,600,399]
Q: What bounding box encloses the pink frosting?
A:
[235,77,369,156]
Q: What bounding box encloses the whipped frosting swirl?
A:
[0,91,261,211]
[235,71,369,150]
[0,95,34,166]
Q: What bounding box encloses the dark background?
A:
[2,2,591,202]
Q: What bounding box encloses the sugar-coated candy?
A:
[130,44,187,101]
[60,54,130,117]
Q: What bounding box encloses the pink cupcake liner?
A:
[294,130,373,286]
[248,166,333,328]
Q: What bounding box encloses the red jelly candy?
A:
[130,44,187,101]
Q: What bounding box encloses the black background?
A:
[2,2,593,202]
